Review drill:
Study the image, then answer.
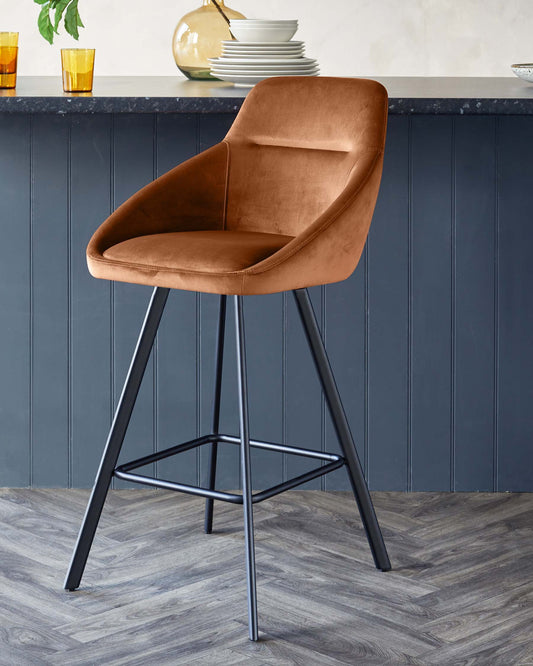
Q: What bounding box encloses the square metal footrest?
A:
[114,434,346,504]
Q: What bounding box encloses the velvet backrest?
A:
[223,76,388,237]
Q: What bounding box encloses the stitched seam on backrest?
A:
[243,138,352,153]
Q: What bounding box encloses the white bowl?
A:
[230,19,298,25]
[230,22,297,28]
[230,27,298,42]
[230,22,298,43]
[230,22,298,27]
[511,64,533,83]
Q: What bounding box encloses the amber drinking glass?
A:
[61,48,95,92]
[0,32,19,89]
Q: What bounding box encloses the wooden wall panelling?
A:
[70,115,113,488]
[285,287,324,489]
[410,116,453,491]
[199,115,240,491]
[112,114,156,488]
[155,114,199,486]
[244,294,284,490]
[367,116,410,491]
[1,111,532,491]
[0,115,31,487]
[497,117,533,491]
[31,115,70,487]
[324,269,366,492]
[453,117,497,491]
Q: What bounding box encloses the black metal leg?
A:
[64,286,170,591]
[292,288,391,572]
[204,295,227,534]
[234,295,259,641]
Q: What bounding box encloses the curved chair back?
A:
[224,76,388,238]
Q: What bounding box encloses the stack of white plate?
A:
[209,19,319,87]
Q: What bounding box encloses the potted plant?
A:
[33,0,84,44]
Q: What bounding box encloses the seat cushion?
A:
[102,230,293,274]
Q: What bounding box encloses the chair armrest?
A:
[241,148,384,290]
[88,142,229,258]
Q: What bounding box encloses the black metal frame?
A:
[114,434,346,504]
[64,286,390,643]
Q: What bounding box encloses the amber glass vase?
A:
[173,0,245,80]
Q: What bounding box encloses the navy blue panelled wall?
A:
[0,113,532,491]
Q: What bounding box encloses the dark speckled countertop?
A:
[2,76,533,114]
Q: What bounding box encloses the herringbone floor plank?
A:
[0,489,532,665]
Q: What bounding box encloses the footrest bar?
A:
[115,433,343,478]
[252,458,345,502]
[115,434,215,474]
[220,435,342,463]
[113,432,347,505]
[113,469,244,504]
[114,458,346,504]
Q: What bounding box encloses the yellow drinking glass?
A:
[61,48,95,93]
[0,32,19,89]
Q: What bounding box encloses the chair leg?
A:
[204,295,227,534]
[234,295,259,641]
[64,287,170,591]
[292,288,391,572]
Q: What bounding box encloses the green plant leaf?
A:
[35,0,85,43]
[38,4,54,44]
[64,0,81,40]
[53,0,70,32]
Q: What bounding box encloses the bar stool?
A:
[64,76,391,641]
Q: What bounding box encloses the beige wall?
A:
[9,0,530,78]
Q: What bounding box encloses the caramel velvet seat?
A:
[65,76,391,642]
[100,229,295,286]
[87,76,386,295]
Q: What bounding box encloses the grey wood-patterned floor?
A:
[0,489,532,665]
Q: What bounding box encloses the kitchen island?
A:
[1,77,532,492]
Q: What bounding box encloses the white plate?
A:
[222,47,303,52]
[222,40,304,47]
[222,52,304,58]
[212,69,319,77]
[223,44,303,49]
[212,66,318,73]
[210,57,317,66]
[214,72,319,86]
[222,48,304,53]
[222,45,303,51]
[212,71,320,79]
[223,45,303,50]
[213,64,317,71]
[212,63,318,72]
